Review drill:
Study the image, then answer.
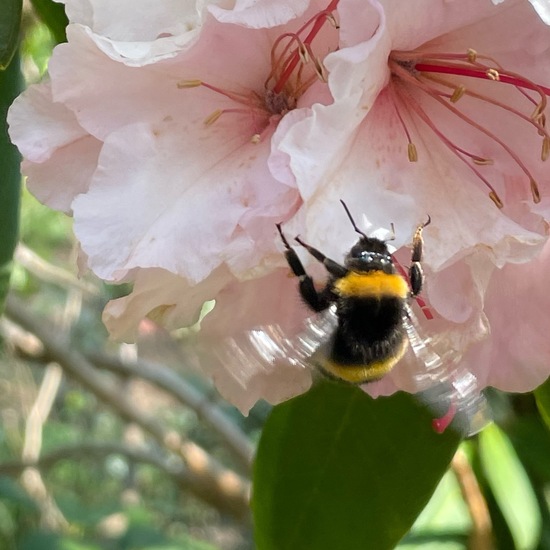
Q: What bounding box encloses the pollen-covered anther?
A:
[177,79,202,89]
[531,179,541,203]
[251,134,261,144]
[450,85,466,103]
[408,143,418,162]
[486,68,500,81]
[299,44,310,64]
[204,109,223,126]
[472,157,494,166]
[313,56,328,82]
[388,47,550,208]
[489,191,504,209]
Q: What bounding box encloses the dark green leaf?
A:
[479,423,541,550]
[0,50,23,312]
[0,0,22,69]
[253,382,461,550]
[534,376,550,431]
[30,0,68,44]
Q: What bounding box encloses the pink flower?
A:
[8,0,550,413]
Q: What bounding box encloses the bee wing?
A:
[403,304,491,436]
[191,307,340,412]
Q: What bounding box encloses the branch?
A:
[4,295,251,522]
[451,448,494,550]
[87,350,254,472]
[15,243,100,297]
[0,441,191,482]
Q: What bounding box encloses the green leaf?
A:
[30,0,68,44]
[0,0,22,69]
[0,50,23,312]
[534,376,550,430]
[479,423,541,550]
[253,382,461,550]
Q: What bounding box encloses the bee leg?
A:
[294,236,348,279]
[276,224,335,312]
[409,215,431,297]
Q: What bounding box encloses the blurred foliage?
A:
[2,2,550,550]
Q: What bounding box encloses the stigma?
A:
[388,48,550,208]
[178,1,339,141]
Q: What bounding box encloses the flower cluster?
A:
[9,0,550,412]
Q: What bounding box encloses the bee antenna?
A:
[340,200,368,239]
[386,223,396,242]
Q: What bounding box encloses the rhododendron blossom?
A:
[8,0,550,413]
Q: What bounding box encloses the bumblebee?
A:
[196,202,490,436]
[276,201,430,384]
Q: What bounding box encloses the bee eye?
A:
[359,251,371,261]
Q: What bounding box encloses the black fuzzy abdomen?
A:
[329,296,406,366]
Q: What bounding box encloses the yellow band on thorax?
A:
[334,270,409,299]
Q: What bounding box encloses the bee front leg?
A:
[276,224,337,312]
[409,216,431,297]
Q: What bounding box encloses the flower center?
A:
[178,1,339,141]
[388,48,550,208]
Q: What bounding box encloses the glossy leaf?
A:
[30,0,68,44]
[479,423,541,550]
[534,376,550,431]
[0,0,22,69]
[0,51,23,312]
[253,382,461,550]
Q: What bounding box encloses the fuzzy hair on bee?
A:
[276,201,430,385]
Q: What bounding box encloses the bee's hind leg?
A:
[409,216,431,297]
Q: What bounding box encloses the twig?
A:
[88,351,254,472]
[4,295,251,522]
[451,448,494,550]
[0,441,190,482]
[15,243,100,297]
[2,312,254,472]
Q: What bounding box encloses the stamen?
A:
[269,1,340,94]
[531,179,541,203]
[389,85,417,161]
[204,109,223,126]
[408,143,418,162]
[486,68,500,81]
[177,79,202,88]
[450,85,466,103]
[389,48,549,207]
[178,1,339,138]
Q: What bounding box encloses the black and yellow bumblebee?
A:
[197,201,489,436]
[276,200,429,384]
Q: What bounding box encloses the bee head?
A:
[345,237,394,273]
[339,200,395,274]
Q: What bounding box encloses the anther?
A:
[313,57,328,82]
[530,179,541,203]
[204,109,223,126]
[489,191,504,209]
[472,157,494,166]
[251,134,261,144]
[542,136,550,161]
[325,13,339,28]
[450,85,466,103]
[467,49,477,63]
[486,68,500,81]
[299,44,310,64]
[177,79,202,89]
[408,143,418,162]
